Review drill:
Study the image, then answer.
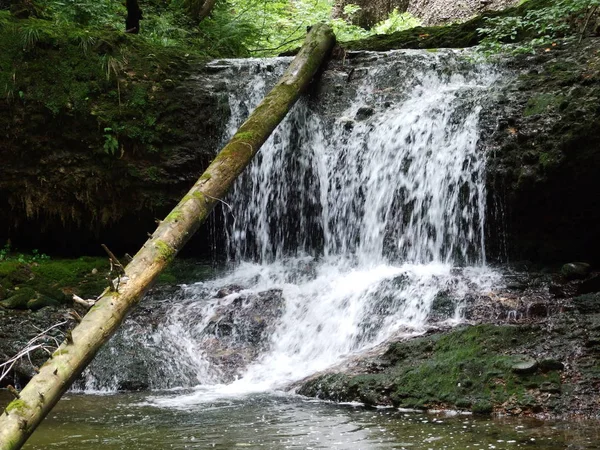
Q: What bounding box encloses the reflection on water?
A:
[2,392,599,449]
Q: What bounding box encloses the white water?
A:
[83,50,504,405]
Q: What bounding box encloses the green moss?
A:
[155,240,176,262]
[0,258,109,309]
[5,399,27,414]
[299,325,563,414]
[0,287,37,309]
[524,94,565,117]
[164,210,184,223]
[234,131,258,141]
[0,261,20,278]
[157,259,216,285]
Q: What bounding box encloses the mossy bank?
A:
[0,12,230,256]
[298,308,600,418]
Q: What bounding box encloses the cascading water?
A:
[81,49,505,404]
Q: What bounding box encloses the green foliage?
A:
[0,242,50,263]
[46,0,125,28]
[478,0,600,55]
[228,1,421,54]
[102,127,120,155]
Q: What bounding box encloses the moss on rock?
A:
[0,257,109,309]
[341,0,553,51]
[298,324,564,415]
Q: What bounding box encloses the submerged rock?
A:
[204,289,285,381]
[355,106,375,121]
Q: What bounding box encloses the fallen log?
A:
[0,23,335,450]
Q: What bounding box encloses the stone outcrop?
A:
[407,0,519,26]
[332,0,518,28]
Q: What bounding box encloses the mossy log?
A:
[0,23,335,450]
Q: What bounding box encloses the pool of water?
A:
[2,391,599,449]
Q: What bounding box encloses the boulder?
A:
[511,356,538,374]
[561,262,592,280]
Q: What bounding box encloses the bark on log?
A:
[0,23,335,450]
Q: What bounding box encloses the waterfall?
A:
[80,50,504,402]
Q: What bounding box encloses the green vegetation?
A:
[299,325,564,414]
[478,0,600,54]
[0,246,217,309]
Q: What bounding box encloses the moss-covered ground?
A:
[0,256,216,310]
[299,324,566,414]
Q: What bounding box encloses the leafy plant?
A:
[0,242,50,263]
[478,0,600,55]
[102,127,119,155]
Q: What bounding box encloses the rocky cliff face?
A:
[408,0,519,26]
[482,39,600,265]
[333,0,518,27]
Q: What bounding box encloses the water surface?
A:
[2,392,599,449]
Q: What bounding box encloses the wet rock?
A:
[117,380,149,391]
[561,263,592,280]
[355,106,375,121]
[526,302,548,318]
[511,356,538,374]
[572,293,600,314]
[342,120,355,132]
[203,289,285,381]
[0,306,76,388]
[215,285,243,298]
[428,292,455,322]
[577,275,600,295]
[506,281,527,291]
[538,359,564,372]
[549,283,567,298]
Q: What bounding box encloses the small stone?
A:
[539,382,561,394]
[511,357,538,374]
[549,283,566,298]
[538,359,564,372]
[343,120,355,132]
[355,106,375,121]
[561,262,591,280]
[527,302,548,318]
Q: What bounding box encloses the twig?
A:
[101,244,125,275]
[580,5,599,44]
[73,294,95,309]
[248,36,305,53]
[202,192,234,212]
[0,321,68,384]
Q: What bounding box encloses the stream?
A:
[2,392,600,449]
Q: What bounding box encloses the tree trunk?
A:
[197,0,217,22]
[0,23,335,450]
[125,0,143,34]
[185,0,217,23]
